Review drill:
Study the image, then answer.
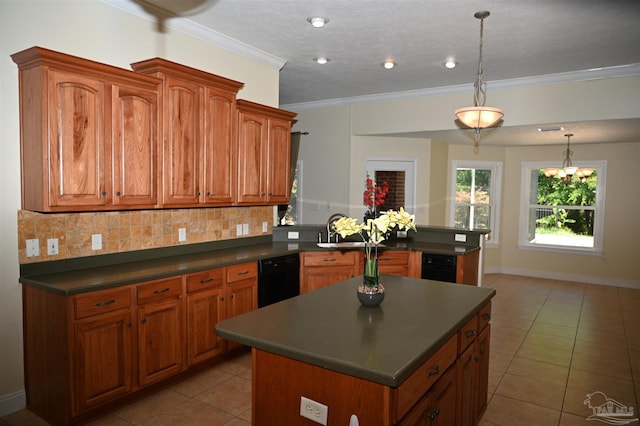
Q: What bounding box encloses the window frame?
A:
[449,160,502,247]
[518,160,607,255]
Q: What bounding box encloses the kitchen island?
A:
[216,274,495,425]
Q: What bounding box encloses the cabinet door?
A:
[427,365,457,426]
[237,110,268,203]
[457,343,477,426]
[48,69,107,208]
[74,310,133,413]
[475,325,491,420]
[266,117,291,204]
[303,266,356,293]
[162,76,201,206]
[202,88,236,204]
[111,83,158,208]
[137,298,185,386]
[225,278,257,351]
[187,287,226,365]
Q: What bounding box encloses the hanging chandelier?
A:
[543,134,594,184]
[454,11,504,152]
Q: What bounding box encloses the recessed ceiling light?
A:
[307,17,328,28]
[382,60,396,69]
[314,57,329,64]
[444,58,457,69]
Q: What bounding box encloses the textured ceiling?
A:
[118,0,640,145]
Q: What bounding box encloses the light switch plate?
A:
[262,221,268,233]
[236,224,243,236]
[26,239,39,257]
[243,223,249,235]
[179,227,187,242]
[288,231,299,240]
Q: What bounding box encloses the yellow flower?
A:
[331,208,416,245]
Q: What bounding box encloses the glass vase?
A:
[358,243,385,307]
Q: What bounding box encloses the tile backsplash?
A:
[18,206,273,264]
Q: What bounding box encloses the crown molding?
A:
[282,63,640,111]
[99,0,286,70]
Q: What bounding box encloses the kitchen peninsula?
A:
[216,275,495,425]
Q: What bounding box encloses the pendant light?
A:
[543,134,594,184]
[454,11,504,152]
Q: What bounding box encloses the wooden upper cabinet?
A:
[130,58,244,207]
[111,83,159,207]
[11,46,161,212]
[236,100,296,205]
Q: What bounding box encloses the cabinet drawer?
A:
[303,251,357,267]
[478,302,492,332]
[186,269,224,293]
[227,262,258,283]
[377,250,410,266]
[75,287,132,319]
[394,334,457,421]
[137,276,183,305]
[458,315,479,354]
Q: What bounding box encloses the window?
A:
[450,161,502,245]
[519,161,606,254]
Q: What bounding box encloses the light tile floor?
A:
[2,273,639,425]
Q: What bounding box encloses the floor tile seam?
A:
[485,393,563,418]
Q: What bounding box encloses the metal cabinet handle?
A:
[200,278,214,284]
[323,258,337,262]
[95,299,116,307]
[230,294,235,299]
[141,318,147,324]
[483,313,492,321]
[116,191,121,196]
[479,348,485,354]
[426,365,440,377]
[466,330,476,338]
[153,287,170,294]
[237,271,250,276]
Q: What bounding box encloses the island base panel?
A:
[252,349,393,425]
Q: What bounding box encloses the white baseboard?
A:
[0,390,26,417]
[484,266,640,290]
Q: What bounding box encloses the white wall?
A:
[0,0,280,413]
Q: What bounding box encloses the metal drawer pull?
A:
[200,278,214,284]
[426,365,440,377]
[153,287,170,294]
[95,299,116,307]
[466,330,476,338]
[428,408,441,419]
[483,313,492,321]
[237,271,250,275]
[323,258,337,262]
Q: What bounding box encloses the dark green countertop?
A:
[216,275,495,387]
[19,237,479,296]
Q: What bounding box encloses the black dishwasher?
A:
[258,254,300,307]
[421,253,457,283]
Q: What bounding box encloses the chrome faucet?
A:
[326,213,346,243]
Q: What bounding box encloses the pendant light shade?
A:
[454,106,504,129]
[454,11,504,151]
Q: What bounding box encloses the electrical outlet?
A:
[242,223,249,235]
[287,231,299,240]
[300,396,328,425]
[455,233,467,242]
[178,228,187,242]
[26,239,39,257]
[91,234,102,251]
[236,224,243,236]
[262,221,268,233]
[47,238,59,255]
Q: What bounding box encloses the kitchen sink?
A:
[317,242,384,248]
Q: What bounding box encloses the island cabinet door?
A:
[456,343,477,426]
[136,277,186,387]
[475,324,491,421]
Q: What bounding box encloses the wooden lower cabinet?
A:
[74,309,133,413]
[300,251,359,293]
[399,364,457,426]
[136,276,185,386]
[22,262,258,425]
